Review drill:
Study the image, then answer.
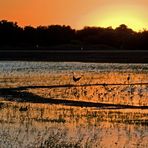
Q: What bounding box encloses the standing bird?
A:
[127,74,130,84]
[73,75,81,82]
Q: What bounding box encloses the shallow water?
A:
[0,61,148,74]
[0,61,148,148]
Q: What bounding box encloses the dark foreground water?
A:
[0,61,148,148]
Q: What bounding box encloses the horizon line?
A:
[1,19,147,32]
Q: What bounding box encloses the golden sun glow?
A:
[80,5,147,31]
[99,13,146,31]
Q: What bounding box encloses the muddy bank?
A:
[0,50,148,63]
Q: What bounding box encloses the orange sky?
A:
[0,0,148,31]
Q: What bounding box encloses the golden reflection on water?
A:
[1,71,147,106]
[0,70,148,147]
[0,101,148,147]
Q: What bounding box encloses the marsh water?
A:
[0,61,148,148]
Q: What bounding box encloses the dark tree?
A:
[0,19,148,51]
[0,20,22,46]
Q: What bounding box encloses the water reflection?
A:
[0,72,148,106]
[0,62,148,147]
[0,102,148,147]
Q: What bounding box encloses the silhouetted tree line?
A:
[0,20,148,50]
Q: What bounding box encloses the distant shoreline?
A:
[0,49,148,63]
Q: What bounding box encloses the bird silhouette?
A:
[73,75,81,82]
[127,74,130,84]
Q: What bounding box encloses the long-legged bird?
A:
[73,75,81,82]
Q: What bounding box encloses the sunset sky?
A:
[0,0,148,31]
